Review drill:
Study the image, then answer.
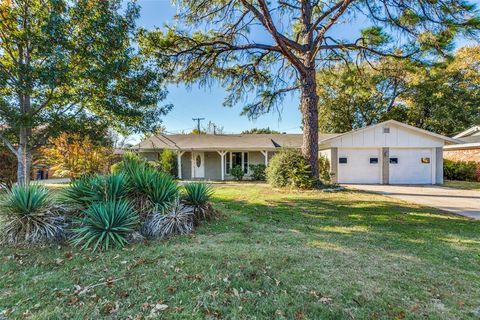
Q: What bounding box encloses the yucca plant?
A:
[0,184,67,245]
[147,171,179,210]
[62,173,128,210]
[71,200,138,251]
[183,182,215,223]
[123,162,178,214]
[141,199,194,239]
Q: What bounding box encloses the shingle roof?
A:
[135,133,340,151]
[459,135,480,144]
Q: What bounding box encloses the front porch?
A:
[177,150,274,181]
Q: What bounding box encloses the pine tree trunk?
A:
[300,68,319,178]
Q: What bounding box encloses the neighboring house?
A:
[444,126,480,164]
[135,120,457,185]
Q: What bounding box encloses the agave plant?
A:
[71,200,138,252]
[0,184,67,245]
[141,199,194,239]
[183,182,215,223]
[62,173,128,210]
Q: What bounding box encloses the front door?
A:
[193,152,205,178]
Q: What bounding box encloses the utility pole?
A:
[192,118,205,134]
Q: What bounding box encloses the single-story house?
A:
[135,120,458,185]
[444,125,480,163]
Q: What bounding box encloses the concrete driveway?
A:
[344,184,480,220]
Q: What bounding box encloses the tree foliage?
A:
[0,0,171,183]
[140,0,480,176]
[241,128,281,134]
[40,133,112,178]
[317,46,480,136]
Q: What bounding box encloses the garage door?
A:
[337,148,381,184]
[389,148,432,184]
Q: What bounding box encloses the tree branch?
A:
[0,131,18,157]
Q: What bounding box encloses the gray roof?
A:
[459,135,480,144]
[135,133,340,151]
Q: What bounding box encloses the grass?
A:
[1,184,480,319]
[444,180,480,190]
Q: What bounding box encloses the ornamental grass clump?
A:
[182,182,215,223]
[0,184,67,245]
[71,200,139,252]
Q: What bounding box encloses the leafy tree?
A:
[0,0,171,184]
[317,58,409,132]
[317,46,480,136]
[40,133,112,178]
[242,128,281,134]
[139,0,479,176]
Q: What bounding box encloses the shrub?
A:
[0,147,17,190]
[141,199,194,239]
[249,164,266,181]
[62,173,128,210]
[444,159,478,181]
[0,184,66,245]
[40,133,112,178]
[266,149,313,189]
[183,182,215,223]
[230,165,244,181]
[158,149,178,178]
[71,200,139,251]
[318,155,331,183]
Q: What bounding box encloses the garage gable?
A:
[322,120,456,148]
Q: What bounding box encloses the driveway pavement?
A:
[344,184,480,220]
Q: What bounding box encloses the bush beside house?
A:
[444,159,479,181]
[266,149,314,189]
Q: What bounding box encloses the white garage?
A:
[319,120,458,185]
[336,148,382,184]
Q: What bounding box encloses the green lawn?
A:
[444,180,480,191]
[1,184,480,319]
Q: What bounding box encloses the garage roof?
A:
[319,120,460,145]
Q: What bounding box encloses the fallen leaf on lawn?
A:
[233,288,239,297]
[319,297,333,305]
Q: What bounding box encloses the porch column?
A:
[217,150,227,181]
[177,151,185,179]
[260,150,269,166]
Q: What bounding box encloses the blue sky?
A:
[134,0,479,136]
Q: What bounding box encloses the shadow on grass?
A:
[209,190,480,271]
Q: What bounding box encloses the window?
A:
[196,155,201,167]
[389,157,398,164]
[339,157,347,164]
[226,153,231,173]
[225,152,249,174]
[383,127,390,133]
[370,157,379,164]
[243,152,249,173]
[421,157,430,164]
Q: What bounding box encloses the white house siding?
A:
[330,123,444,185]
